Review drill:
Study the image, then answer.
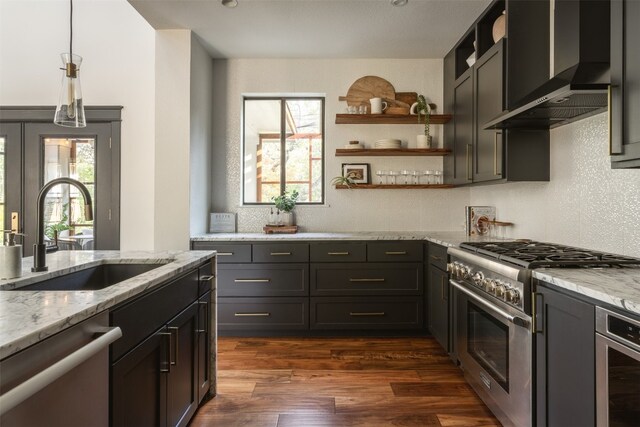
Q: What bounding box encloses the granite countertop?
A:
[191,231,497,247]
[533,267,640,317]
[0,250,215,359]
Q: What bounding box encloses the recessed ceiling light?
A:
[390,0,408,6]
[222,0,238,8]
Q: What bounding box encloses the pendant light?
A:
[54,0,86,128]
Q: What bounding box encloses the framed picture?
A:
[342,163,370,184]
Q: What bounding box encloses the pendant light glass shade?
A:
[54,53,86,128]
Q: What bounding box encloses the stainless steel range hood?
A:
[485,0,610,130]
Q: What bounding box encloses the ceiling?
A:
[127,0,491,59]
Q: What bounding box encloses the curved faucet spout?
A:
[33,177,93,272]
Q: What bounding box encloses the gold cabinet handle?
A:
[217,252,234,256]
[350,312,385,316]
[201,275,215,282]
[608,84,614,155]
[430,255,443,261]
[441,275,446,301]
[159,332,172,373]
[493,132,502,176]
[270,252,292,256]
[196,301,208,334]
[466,144,473,181]
[349,278,386,282]
[385,251,407,255]
[234,312,271,317]
[328,252,350,256]
[234,278,270,283]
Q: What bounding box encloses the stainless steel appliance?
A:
[596,307,640,426]
[449,240,640,427]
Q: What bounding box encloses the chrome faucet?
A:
[32,177,93,272]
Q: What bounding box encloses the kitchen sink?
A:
[8,263,168,291]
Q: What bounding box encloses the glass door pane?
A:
[468,302,510,391]
[0,137,5,229]
[0,123,21,237]
[42,137,95,250]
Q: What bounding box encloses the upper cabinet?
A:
[610,0,640,169]
[444,0,550,186]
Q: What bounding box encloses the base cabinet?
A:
[534,283,595,427]
[426,243,450,352]
[110,259,214,427]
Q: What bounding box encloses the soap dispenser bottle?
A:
[0,231,23,279]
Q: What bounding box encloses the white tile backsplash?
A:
[470,113,640,257]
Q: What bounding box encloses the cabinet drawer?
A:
[367,242,423,262]
[311,263,423,296]
[427,242,448,270]
[310,242,367,262]
[191,242,251,263]
[310,297,423,330]
[110,269,199,362]
[218,297,308,330]
[218,264,308,297]
[198,260,215,296]
[252,243,309,263]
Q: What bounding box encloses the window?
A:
[243,97,324,204]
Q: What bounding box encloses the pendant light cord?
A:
[69,0,73,59]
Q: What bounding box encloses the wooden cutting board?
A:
[396,92,418,106]
[340,76,395,107]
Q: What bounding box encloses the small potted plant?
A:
[415,95,432,149]
[272,190,299,226]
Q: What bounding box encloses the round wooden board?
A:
[344,76,395,107]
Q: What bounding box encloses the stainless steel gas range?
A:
[447,241,640,427]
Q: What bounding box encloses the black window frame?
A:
[242,96,325,205]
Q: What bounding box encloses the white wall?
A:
[211,58,470,232]
[0,0,157,250]
[189,34,213,236]
[470,114,640,257]
[154,29,191,250]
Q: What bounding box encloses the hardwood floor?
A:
[190,337,500,427]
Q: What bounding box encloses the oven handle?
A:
[450,280,529,329]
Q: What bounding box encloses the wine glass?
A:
[422,170,433,185]
[411,170,420,185]
[376,170,387,184]
[388,171,398,185]
[400,170,410,185]
[434,170,443,185]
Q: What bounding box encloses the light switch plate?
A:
[209,213,236,233]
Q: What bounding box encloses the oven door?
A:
[596,308,640,427]
[451,279,532,427]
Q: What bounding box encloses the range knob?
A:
[472,271,484,286]
[483,278,496,293]
[506,288,521,304]
[446,263,455,274]
[459,265,471,280]
[494,282,506,298]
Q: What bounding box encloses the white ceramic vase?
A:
[417,135,432,149]
[282,212,294,226]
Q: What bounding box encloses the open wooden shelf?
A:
[335,148,451,157]
[335,114,452,125]
[335,184,454,190]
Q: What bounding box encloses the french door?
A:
[0,107,120,256]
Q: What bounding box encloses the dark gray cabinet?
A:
[193,240,425,334]
[474,41,504,183]
[426,243,450,352]
[444,1,550,185]
[110,259,214,427]
[611,0,640,169]
[534,283,595,427]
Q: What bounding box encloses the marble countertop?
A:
[191,231,497,248]
[0,250,215,359]
[534,267,640,317]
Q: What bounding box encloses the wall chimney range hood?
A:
[485,0,610,130]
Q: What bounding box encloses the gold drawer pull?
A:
[234,278,270,283]
[201,275,215,282]
[349,278,385,282]
[349,312,385,317]
[217,252,234,256]
[430,255,443,261]
[328,252,350,256]
[234,312,271,317]
[385,251,407,255]
[270,252,292,256]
